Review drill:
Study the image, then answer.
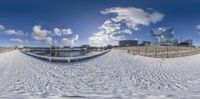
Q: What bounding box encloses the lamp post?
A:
[179,32,183,47]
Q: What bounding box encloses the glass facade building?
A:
[151,27,175,46]
[118,40,138,47]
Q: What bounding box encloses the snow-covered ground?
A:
[0,50,200,99]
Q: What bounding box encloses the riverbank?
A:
[21,49,110,62]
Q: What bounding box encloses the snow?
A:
[0,50,200,99]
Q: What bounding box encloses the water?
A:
[31,49,87,57]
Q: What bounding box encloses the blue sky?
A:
[0,0,200,47]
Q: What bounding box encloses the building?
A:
[80,45,90,48]
[118,40,138,47]
[106,44,113,49]
[178,39,193,47]
[172,39,179,46]
[63,46,71,48]
[140,41,151,46]
[151,27,175,46]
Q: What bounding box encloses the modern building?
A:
[178,39,193,47]
[172,39,179,46]
[80,45,90,48]
[140,41,151,46]
[118,40,138,47]
[151,27,175,46]
[106,44,113,49]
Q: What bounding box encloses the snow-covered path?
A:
[0,50,200,99]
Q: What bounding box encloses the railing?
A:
[125,46,200,58]
[21,49,111,62]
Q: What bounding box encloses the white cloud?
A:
[99,20,120,34]
[110,32,125,40]
[122,29,132,34]
[0,25,27,36]
[150,12,165,24]
[89,7,164,46]
[196,24,200,34]
[32,25,78,45]
[62,28,73,35]
[32,25,53,44]
[10,38,24,44]
[0,24,78,46]
[196,25,200,30]
[0,25,5,31]
[5,30,16,35]
[101,7,164,30]
[89,32,109,43]
[10,38,24,48]
[89,20,131,45]
[4,30,26,36]
[53,28,62,36]
[61,34,79,45]
[53,28,73,36]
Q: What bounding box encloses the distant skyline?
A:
[0,0,200,47]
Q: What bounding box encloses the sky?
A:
[0,0,200,47]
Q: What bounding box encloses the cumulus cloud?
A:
[0,24,78,46]
[53,28,61,36]
[32,25,78,45]
[110,32,125,40]
[89,32,109,44]
[61,28,73,35]
[61,34,79,45]
[4,30,26,36]
[0,25,27,36]
[101,7,164,30]
[196,24,200,32]
[89,20,131,44]
[89,7,164,45]
[99,20,121,33]
[10,38,24,48]
[32,25,53,44]
[10,38,24,44]
[53,28,73,36]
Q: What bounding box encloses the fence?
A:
[0,47,15,53]
[124,46,200,58]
